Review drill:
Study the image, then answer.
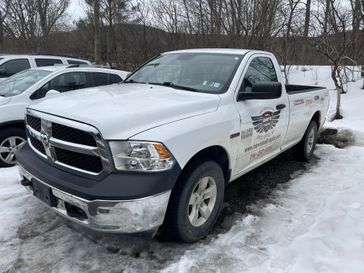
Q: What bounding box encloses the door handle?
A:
[276,104,286,110]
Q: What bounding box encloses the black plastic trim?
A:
[286,84,325,94]
[17,144,181,201]
[0,120,25,128]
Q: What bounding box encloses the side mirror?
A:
[238,82,282,101]
[45,89,60,98]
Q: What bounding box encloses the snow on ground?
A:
[0,66,364,273]
[163,145,364,273]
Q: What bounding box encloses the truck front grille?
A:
[29,135,46,154]
[55,148,103,173]
[25,110,111,175]
[52,123,97,147]
[27,115,41,131]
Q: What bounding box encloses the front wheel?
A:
[0,128,27,167]
[161,161,225,243]
[292,120,318,161]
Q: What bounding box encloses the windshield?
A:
[0,69,51,97]
[126,53,243,93]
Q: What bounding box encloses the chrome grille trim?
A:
[25,108,111,175]
[26,125,100,156]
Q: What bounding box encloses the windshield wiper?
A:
[148,82,198,92]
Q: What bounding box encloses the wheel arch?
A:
[175,145,231,187]
[311,111,321,128]
[0,120,26,132]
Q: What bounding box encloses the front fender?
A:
[130,105,241,172]
[0,101,28,126]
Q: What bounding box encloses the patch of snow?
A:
[325,80,364,146]
[162,145,364,273]
[0,167,27,242]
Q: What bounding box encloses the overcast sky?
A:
[68,0,86,22]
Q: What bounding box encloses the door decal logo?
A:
[251,108,281,134]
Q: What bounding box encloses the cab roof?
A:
[164,48,251,55]
[0,54,87,61]
[28,65,128,75]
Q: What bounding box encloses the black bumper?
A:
[16,144,181,200]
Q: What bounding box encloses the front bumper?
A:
[19,165,171,233]
[16,143,181,234]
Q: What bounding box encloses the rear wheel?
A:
[0,128,26,167]
[161,161,225,243]
[292,120,318,161]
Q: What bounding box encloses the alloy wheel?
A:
[188,176,217,227]
[0,136,26,165]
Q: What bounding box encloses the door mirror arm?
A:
[45,89,61,98]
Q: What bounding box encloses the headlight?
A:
[109,141,175,172]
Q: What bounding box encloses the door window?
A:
[31,72,87,99]
[92,72,108,86]
[67,60,88,65]
[108,73,122,83]
[91,72,122,87]
[242,57,278,93]
[35,58,63,67]
[0,59,31,78]
[48,72,87,92]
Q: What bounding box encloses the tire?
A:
[292,120,318,162]
[0,127,26,167]
[161,161,225,243]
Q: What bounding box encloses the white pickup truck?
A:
[17,49,329,243]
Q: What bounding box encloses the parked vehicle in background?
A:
[0,54,91,81]
[17,49,329,242]
[0,65,128,167]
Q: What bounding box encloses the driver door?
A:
[235,56,289,174]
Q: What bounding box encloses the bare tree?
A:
[0,0,10,51]
[312,0,352,120]
[4,0,39,50]
[93,0,101,64]
[37,0,69,50]
[100,0,130,65]
[278,0,303,83]
[3,0,68,51]
[302,0,311,63]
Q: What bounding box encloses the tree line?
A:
[0,0,363,69]
[0,0,363,119]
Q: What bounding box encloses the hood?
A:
[0,96,10,106]
[29,83,220,139]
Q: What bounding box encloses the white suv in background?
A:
[0,65,129,167]
[0,54,91,81]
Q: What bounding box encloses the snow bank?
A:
[326,82,364,147]
[162,145,364,273]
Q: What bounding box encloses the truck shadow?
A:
[61,148,317,272]
[215,150,317,234]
